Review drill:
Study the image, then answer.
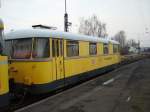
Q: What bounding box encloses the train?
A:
[5,28,121,94]
[0,19,9,109]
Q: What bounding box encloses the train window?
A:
[12,38,32,59]
[113,44,118,53]
[103,43,109,54]
[56,40,59,57]
[89,43,97,55]
[52,39,62,57]
[52,40,55,57]
[66,40,79,57]
[60,40,63,56]
[33,38,50,58]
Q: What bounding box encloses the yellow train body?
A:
[9,53,120,85]
[6,29,121,94]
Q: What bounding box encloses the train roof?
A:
[5,29,119,44]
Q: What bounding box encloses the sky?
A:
[0,0,150,47]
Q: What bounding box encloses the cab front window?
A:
[12,38,32,59]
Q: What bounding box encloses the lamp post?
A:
[64,0,72,32]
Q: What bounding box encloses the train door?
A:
[52,39,65,81]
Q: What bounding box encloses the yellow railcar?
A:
[5,29,120,94]
[0,19,9,109]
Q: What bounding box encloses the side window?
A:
[52,40,63,57]
[33,38,50,58]
[52,39,55,57]
[103,43,109,54]
[66,40,79,57]
[60,40,63,56]
[89,43,97,55]
[56,40,59,57]
[113,44,118,53]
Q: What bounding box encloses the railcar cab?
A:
[6,35,65,94]
[0,19,9,110]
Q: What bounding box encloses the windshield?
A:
[12,38,32,59]
[5,38,50,59]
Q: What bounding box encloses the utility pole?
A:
[64,0,72,32]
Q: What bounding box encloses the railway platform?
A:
[16,58,150,112]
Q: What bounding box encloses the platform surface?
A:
[16,58,150,112]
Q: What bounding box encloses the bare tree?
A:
[78,15,107,38]
[113,31,141,54]
[127,39,138,48]
[113,30,128,54]
[114,30,126,48]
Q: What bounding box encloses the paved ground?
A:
[16,58,150,112]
